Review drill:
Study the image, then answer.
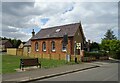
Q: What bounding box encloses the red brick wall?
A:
[31,37,73,60]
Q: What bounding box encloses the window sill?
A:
[43,50,46,52]
[62,50,67,52]
[52,50,56,52]
[36,50,39,52]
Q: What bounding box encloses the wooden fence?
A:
[16,48,23,56]
[7,48,23,56]
[7,48,17,55]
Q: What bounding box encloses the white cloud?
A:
[1,2,118,43]
[39,2,118,43]
[35,0,119,2]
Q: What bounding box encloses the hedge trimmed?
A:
[84,52,108,59]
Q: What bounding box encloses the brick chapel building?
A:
[24,22,86,60]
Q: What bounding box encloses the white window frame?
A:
[62,43,67,52]
[35,42,39,52]
[42,42,46,52]
[51,41,55,52]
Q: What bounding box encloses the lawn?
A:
[2,54,66,74]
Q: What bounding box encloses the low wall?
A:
[16,48,23,56]
[7,48,84,61]
[29,53,81,61]
[7,48,17,55]
[29,52,68,60]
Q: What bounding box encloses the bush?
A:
[84,51,108,59]
[110,51,120,59]
[100,40,120,59]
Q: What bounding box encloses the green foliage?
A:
[39,58,65,69]
[10,39,21,48]
[100,40,120,59]
[90,42,100,51]
[1,37,22,48]
[102,29,117,40]
[100,29,119,59]
[84,51,107,57]
[100,40,110,51]
[2,54,66,74]
[2,54,31,74]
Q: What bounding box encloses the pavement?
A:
[2,58,119,83]
[2,62,101,83]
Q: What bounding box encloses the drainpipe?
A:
[74,41,77,63]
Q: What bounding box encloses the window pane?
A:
[62,43,66,51]
[35,42,39,51]
[43,42,46,51]
[52,41,55,51]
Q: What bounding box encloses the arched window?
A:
[42,42,46,52]
[62,42,67,52]
[35,42,39,51]
[51,41,55,51]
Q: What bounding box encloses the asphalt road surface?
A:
[36,62,118,81]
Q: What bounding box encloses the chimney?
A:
[88,40,90,45]
[87,40,90,52]
[32,29,35,37]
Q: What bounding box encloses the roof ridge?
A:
[31,22,82,40]
[41,22,80,30]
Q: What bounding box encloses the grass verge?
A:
[2,54,81,74]
[2,54,66,74]
[2,54,31,74]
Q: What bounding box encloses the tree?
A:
[11,39,21,48]
[1,37,22,48]
[102,29,117,40]
[90,42,100,51]
[100,40,110,52]
[100,40,120,59]
[100,29,120,59]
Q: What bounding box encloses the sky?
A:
[1,0,119,43]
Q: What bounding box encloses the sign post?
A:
[76,43,81,62]
[76,43,81,50]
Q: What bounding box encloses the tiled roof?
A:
[31,23,81,40]
[24,39,31,46]
[0,40,9,45]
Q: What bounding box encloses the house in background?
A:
[83,39,91,52]
[0,40,13,52]
[23,39,31,56]
[28,22,86,59]
[18,42,26,49]
[23,29,35,56]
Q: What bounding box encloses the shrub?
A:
[84,51,108,59]
[100,40,120,59]
[110,51,120,59]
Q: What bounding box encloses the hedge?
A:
[84,51,108,59]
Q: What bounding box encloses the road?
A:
[35,62,118,81]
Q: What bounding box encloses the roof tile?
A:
[31,23,80,40]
